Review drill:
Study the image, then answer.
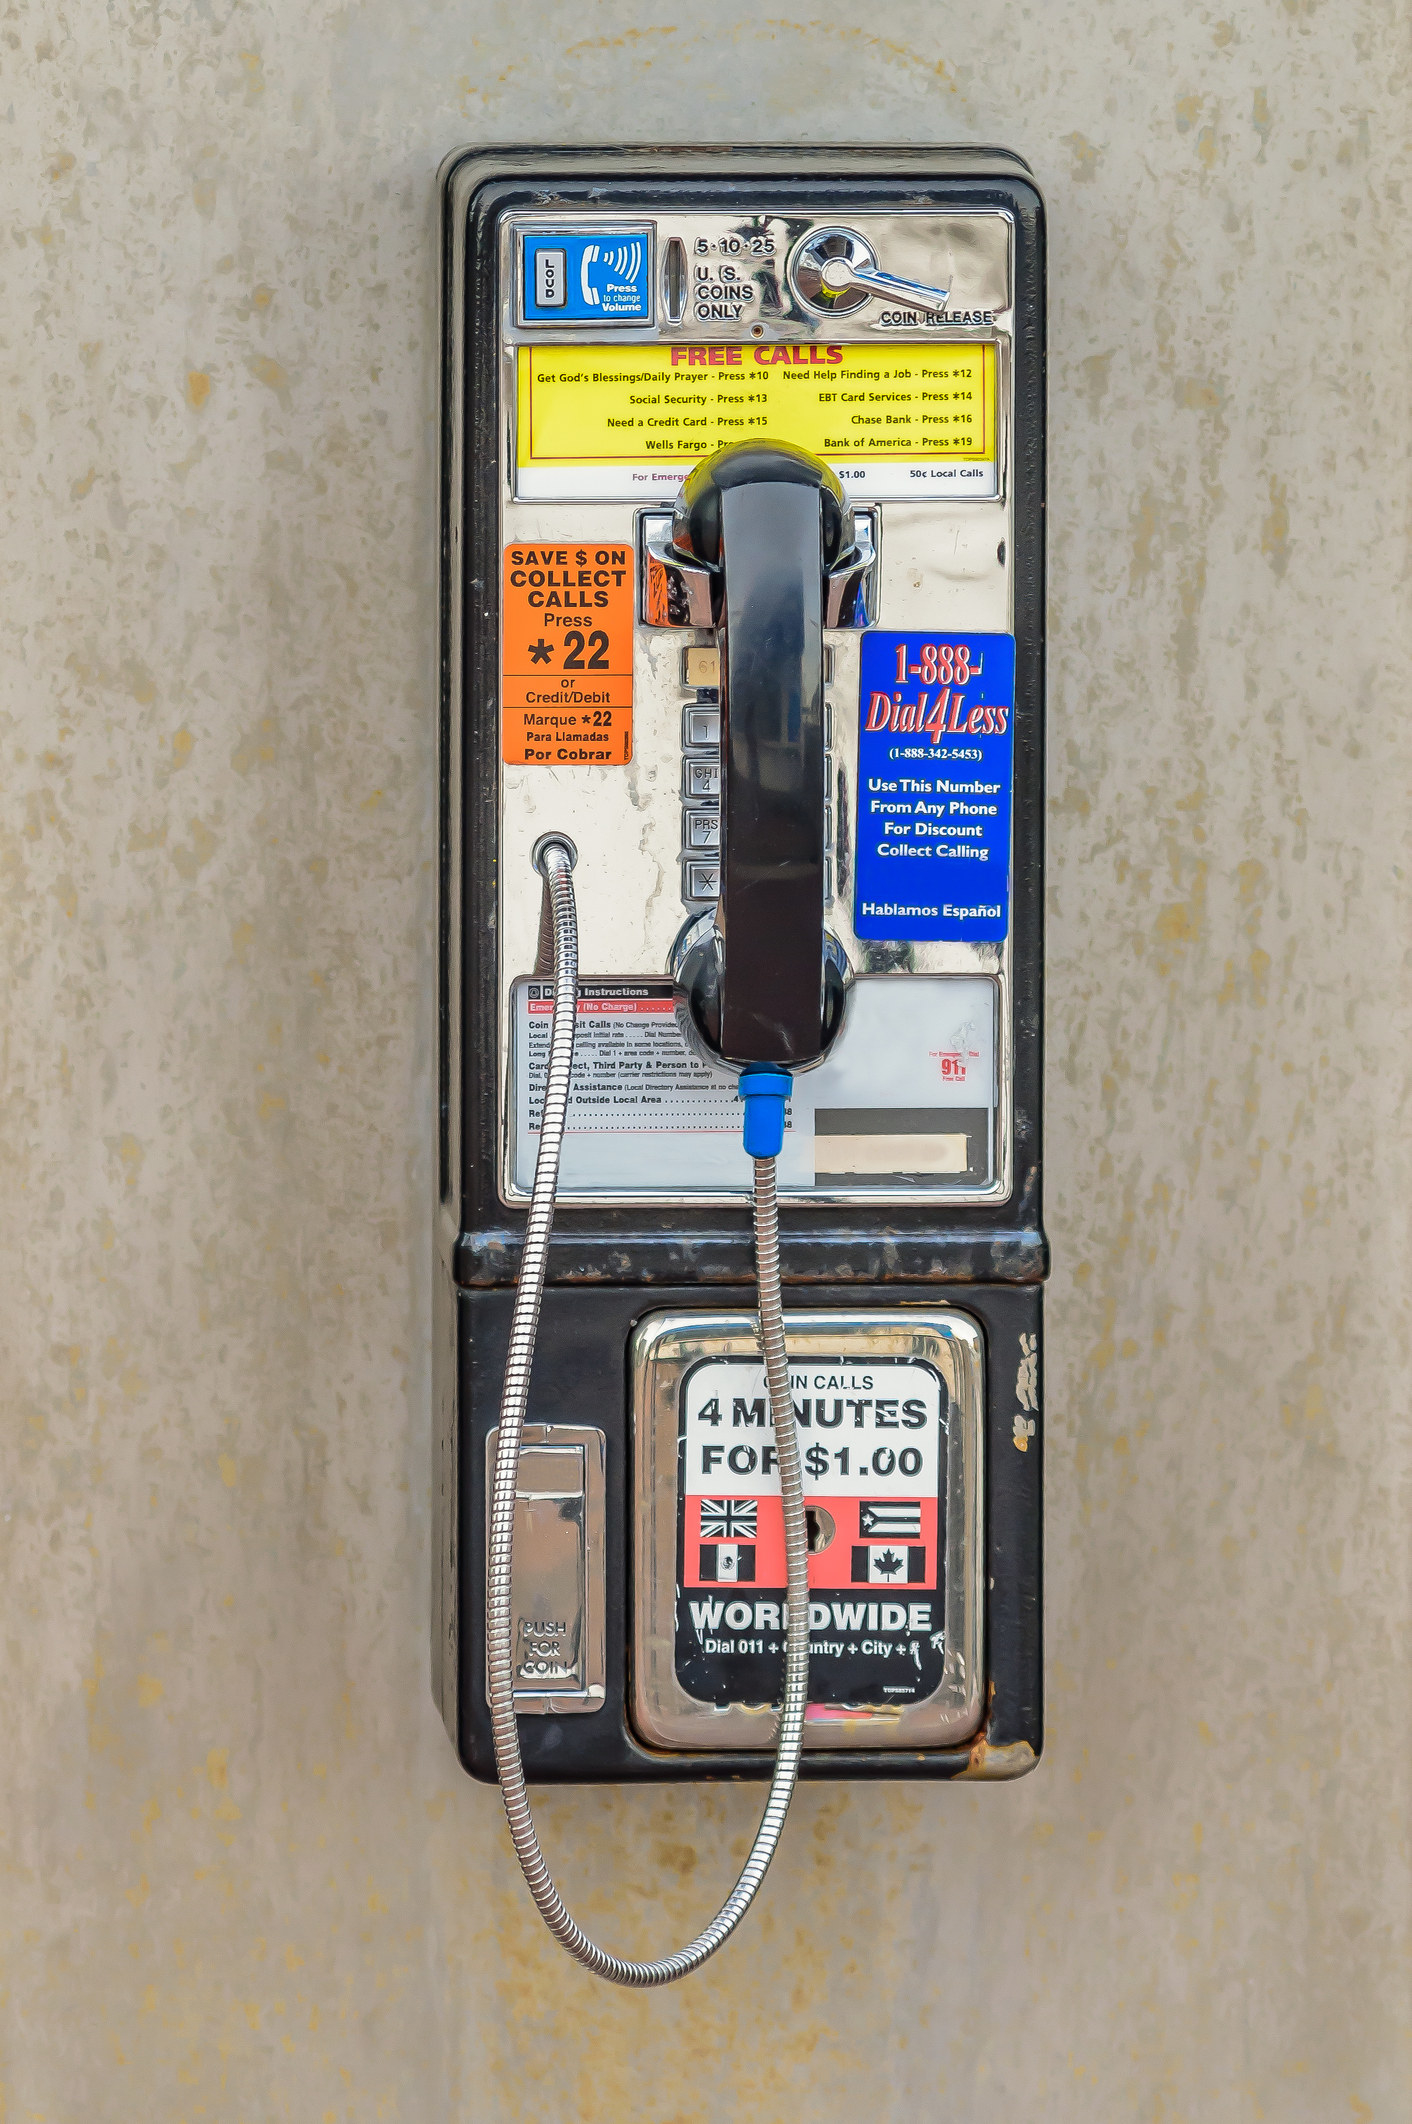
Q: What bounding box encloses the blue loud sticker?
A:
[520,228,654,324]
[853,631,1016,944]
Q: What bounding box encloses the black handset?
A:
[673,442,851,1069]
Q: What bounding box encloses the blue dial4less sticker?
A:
[853,630,1016,945]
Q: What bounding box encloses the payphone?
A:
[435,147,1046,1981]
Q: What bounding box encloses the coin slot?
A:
[663,236,687,323]
[805,1505,836,1554]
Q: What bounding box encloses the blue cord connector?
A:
[737,1067,793,1159]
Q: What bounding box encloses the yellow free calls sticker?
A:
[514,341,997,501]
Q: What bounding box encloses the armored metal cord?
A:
[486,838,811,1985]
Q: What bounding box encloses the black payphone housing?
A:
[435,147,1046,1785]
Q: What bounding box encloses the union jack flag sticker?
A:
[700,1498,757,1541]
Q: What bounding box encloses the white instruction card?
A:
[507,975,997,1199]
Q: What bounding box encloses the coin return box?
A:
[484,1425,606,1715]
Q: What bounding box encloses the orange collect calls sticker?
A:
[501,541,633,765]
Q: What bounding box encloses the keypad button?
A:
[684,859,720,902]
[683,646,721,690]
[684,809,720,850]
[683,705,721,750]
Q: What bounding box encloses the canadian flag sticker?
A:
[851,1544,928,1585]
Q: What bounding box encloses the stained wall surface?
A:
[2,3,1409,2118]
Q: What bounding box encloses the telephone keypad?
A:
[678,686,834,908]
[681,694,721,904]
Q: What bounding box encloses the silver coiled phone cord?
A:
[486,837,811,1986]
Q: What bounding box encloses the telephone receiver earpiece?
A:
[668,441,855,1072]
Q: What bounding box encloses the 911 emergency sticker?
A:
[675,1355,949,1709]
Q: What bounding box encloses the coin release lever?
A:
[788,226,952,316]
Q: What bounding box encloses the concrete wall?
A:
[3,3,1407,2116]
